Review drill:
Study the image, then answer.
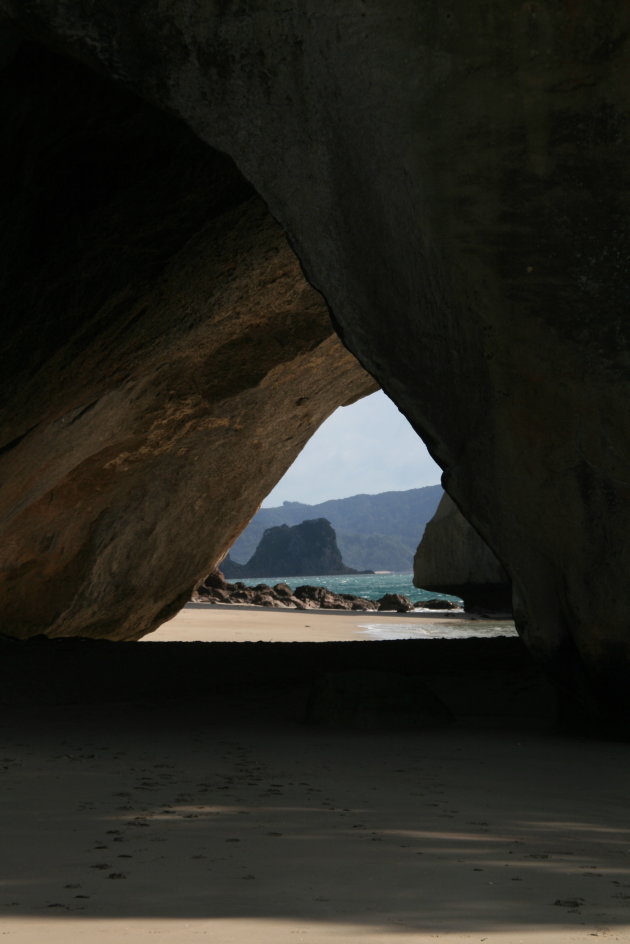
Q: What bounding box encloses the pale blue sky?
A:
[262,390,442,507]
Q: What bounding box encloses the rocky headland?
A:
[222,517,365,579]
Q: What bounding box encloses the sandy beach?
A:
[145,602,505,644]
[1,607,629,944]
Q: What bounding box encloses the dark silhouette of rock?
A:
[414,495,512,614]
[417,598,461,611]
[377,594,414,613]
[199,571,229,592]
[229,486,443,573]
[222,519,361,578]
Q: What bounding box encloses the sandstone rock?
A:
[417,599,461,611]
[251,595,275,608]
[414,495,512,614]
[200,571,229,592]
[377,594,414,613]
[294,585,347,610]
[0,40,375,641]
[340,593,375,612]
[1,8,630,716]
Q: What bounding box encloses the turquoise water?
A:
[233,571,462,604]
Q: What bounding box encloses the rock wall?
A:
[414,495,512,614]
[1,6,630,715]
[0,39,375,641]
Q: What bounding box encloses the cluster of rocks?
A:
[194,572,460,613]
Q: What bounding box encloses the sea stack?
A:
[222,518,361,578]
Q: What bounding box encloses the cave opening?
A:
[0,32,375,644]
[0,30,548,733]
[3,12,630,941]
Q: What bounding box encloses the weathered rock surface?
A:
[0,39,375,641]
[417,598,461,612]
[0,6,630,716]
[222,518,361,579]
[414,495,512,614]
[377,594,414,613]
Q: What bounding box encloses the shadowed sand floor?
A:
[1,697,630,943]
[1,608,629,942]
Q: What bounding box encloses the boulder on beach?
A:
[377,593,414,613]
[194,572,376,612]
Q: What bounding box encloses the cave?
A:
[1,6,630,731]
[0,34,375,642]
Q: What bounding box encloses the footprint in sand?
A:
[554,898,585,910]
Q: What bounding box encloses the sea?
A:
[232,572,517,639]
[234,571,458,603]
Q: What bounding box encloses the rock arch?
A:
[1,6,630,719]
[0,36,375,640]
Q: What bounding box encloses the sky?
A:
[262,390,442,507]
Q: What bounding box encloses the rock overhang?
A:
[0,5,630,722]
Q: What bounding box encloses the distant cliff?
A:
[222,518,362,578]
[228,485,442,572]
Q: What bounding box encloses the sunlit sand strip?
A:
[3,917,626,943]
[142,603,498,643]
